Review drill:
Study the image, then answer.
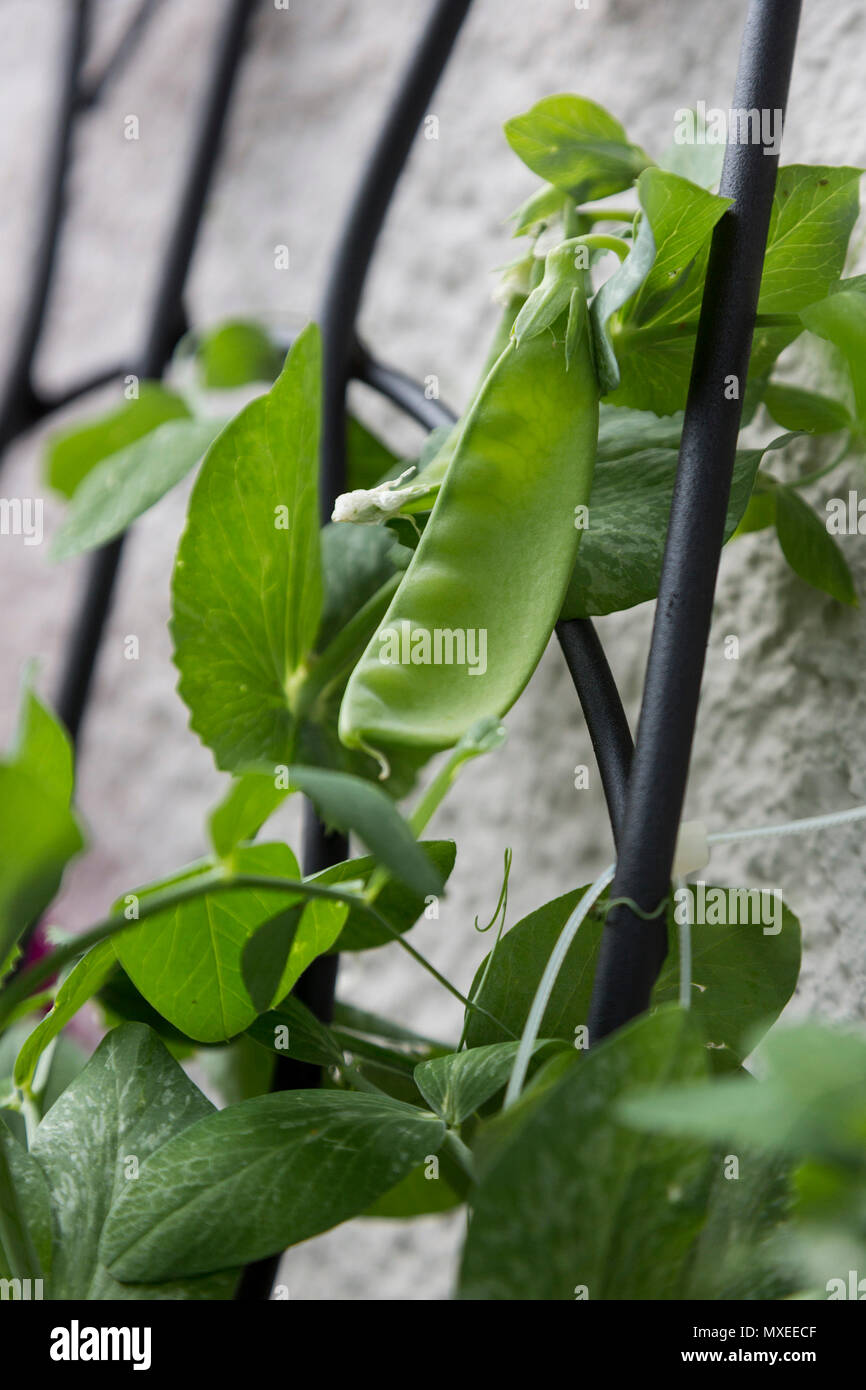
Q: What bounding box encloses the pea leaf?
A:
[208,772,288,859]
[14,940,116,1088]
[279,766,444,898]
[604,165,860,415]
[363,1161,462,1219]
[459,1008,710,1300]
[774,483,857,605]
[52,418,222,561]
[0,686,84,966]
[763,383,852,434]
[619,1022,866,1165]
[306,841,456,951]
[101,1090,446,1280]
[415,1040,561,1126]
[30,1024,237,1299]
[345,416,399,492]
[46,384,189,498]
[658,110,726,190]
[245,994,344,1068]
[171,323,322,772]
[594,168,732,408]
[655,886,801,1071]
[196,320,285,389]
[505,94,650,201]
[801,289,866,428]
[466,882,800,1068]
[465,886,601,1050]
[744,165,862,390]
[758,166,863,315]
[560,410,769,618]
[114,843,345,1043]
[0,1118,52,1282]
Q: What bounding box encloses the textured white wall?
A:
[1,0,864,1299]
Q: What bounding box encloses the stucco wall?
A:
[1,0,864,1299]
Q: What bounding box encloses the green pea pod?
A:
[339,285,599,761]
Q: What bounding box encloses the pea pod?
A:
[339,272,599,762]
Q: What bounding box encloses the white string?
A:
[708,802,866,847]
[502,802,866,1111]
[675,876,691,1011]
[504,862,615,1109]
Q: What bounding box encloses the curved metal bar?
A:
[0,0,91,457]
[356,348,457,433]
[239,0,473,1301]
[556,618,633,843]
[56,0,259,745]
[77,0,163,109]
[318,0,473,520]
[587,0,803,1043]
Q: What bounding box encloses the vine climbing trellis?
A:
[0,0,803,1298]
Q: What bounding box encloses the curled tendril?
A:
[474,847,513,933]
[602,893,670,923]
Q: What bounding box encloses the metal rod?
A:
[587,0,803,1042]
[356,349,457,432]
[318,0,472,520]
[556,618,633,842]
[0,0,91,456]
[235,0,473,1303]
[56,0,258,745]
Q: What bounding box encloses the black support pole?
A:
[56,0,258,746]
[587,0,803,1042]
[0,0,91,454]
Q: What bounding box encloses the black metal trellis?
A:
[0,0,802,1298]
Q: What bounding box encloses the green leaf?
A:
[307,840,456,951]
[114,843,345,1043]
[459,1008,710,1300]
[197,320,284,389]
[561,423,765,617]
[207,772,288,859]
[604,164,859,415]
[30,1024,236,1298]
[465,887,602,1049]
[774,483,857,605]
[316,521,398,653]
[0,1118,51,1282]
[596,168,733,408]
[246,994,344,1068]
[101,1089,446,1280]
[281,766,444,898]
[681,1149,792,1299]
[655,887,801,1070]
[746,166,862,388]
[345,416,399,492]
[13,940,116,1089]
[0,686,84,966]
[619,1022,866,1166]
[467,880,800,1069]
[505,94,650,201]
[415,1040,561,1126]
[46,384,189,498]
[801,289,866,426]
[658,111,725,190]
[52,418,221,561]
[758,166,862,315]
[363,1160,462,1219]
[732,473,778,537]
[171,323,323,771]
[763,382,851,434]
[197,1035,275,1106]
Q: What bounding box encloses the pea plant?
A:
[2,85,866,1303]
